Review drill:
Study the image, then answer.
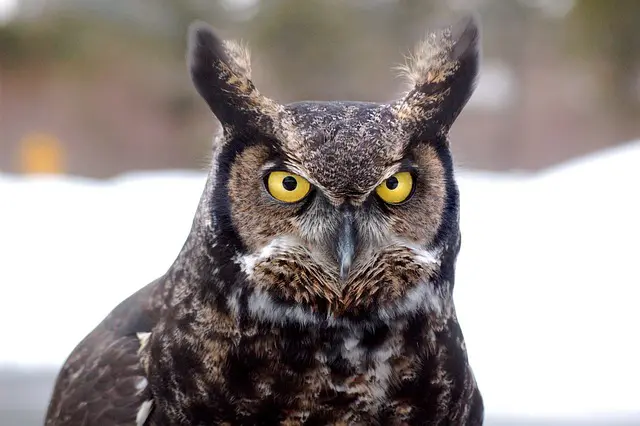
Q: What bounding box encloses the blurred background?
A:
[1,1,640,425]
[1,0,639,176]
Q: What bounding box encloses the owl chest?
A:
[226,337,412,425]
[147,329,418,425]
[292,346,396,422]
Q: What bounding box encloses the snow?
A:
[1,142,640,419]
[455,142,640,418]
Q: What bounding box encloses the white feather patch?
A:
[136,332,151,356]
[135,377,148,393]
[136,399,153,426]
[235,236,299,277]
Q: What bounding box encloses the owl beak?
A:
[336,209,358,282]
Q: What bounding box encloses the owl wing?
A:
[44,281,162,426]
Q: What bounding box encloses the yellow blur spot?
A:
[18,133,65,175]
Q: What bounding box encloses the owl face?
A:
[188,18,479,324]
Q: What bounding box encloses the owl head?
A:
[187,17,480,326]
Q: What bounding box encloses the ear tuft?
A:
[399,15,479,89]
[187,21,232,80]
[223,39,252,80]
[187,21,273,130]
[395,14,481,133]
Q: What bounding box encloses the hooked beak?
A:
[335,208,358,282]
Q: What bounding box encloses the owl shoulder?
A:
[44,280,166,426]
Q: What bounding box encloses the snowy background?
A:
[1,140,639,425]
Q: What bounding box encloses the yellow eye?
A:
[375,172,414,205]
[266,171,311,203]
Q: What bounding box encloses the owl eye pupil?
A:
[385,176,399,190]
[282,176,298,191]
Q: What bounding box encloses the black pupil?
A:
[386,176,399,190]
[282,176,298,191]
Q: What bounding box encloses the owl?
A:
[45,15,483,426]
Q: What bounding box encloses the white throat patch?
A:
[232,236,447,327]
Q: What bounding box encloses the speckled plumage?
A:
[46,15,483,426]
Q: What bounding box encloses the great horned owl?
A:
[45,15,483,426]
